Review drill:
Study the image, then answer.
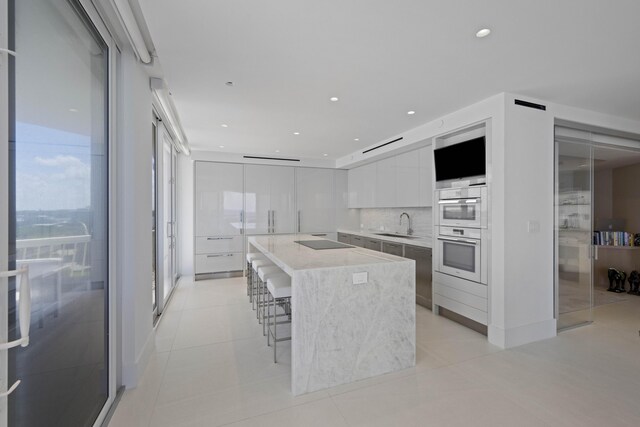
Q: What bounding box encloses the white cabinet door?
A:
[335,170,359,229]
[297,168,335,233]
[376,156,396,207]
[269,166,296,234]
[348,166,362,208]
[244,164,272,235]
[396,150,420,207]
[419,146,434,207]
[360,162,377,208]
[195,162,244,236]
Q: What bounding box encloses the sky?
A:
[15,122,98,211]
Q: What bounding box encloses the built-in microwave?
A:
[436,226,487,284]
[437,186,487,229]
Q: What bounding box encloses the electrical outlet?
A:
[352,272,368,285]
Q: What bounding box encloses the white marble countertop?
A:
[337,229,432,249]
[248,234,409,276]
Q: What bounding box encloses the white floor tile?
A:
[109,277,640,427]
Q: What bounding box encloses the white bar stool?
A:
[257,265,283,332]
[246,252,266,300]
[266,274,292,363]
[251,258,272,310]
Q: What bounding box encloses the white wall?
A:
[117,49,154,388]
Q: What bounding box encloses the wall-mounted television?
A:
[434,136,486,182]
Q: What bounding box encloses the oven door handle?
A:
[438,198,480,205]
[437,237,478,245]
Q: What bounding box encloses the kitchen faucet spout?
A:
[400,212,413,236]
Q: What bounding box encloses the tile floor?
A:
[109,277,640,427]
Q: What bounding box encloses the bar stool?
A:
[257,265,283,330]
[251,258,272,310]
[246,252,266,301]
[266,274,292,363]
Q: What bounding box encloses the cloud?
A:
[35,155,85,168]
[19,155,91,211]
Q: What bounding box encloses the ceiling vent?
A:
[362,137,403,154]
[243,155,300,162]
[515,99,546,111]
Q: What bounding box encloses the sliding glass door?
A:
[156,122,177,314]
[1,0,114,425]
[555,139,593,329]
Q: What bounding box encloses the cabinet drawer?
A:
[382,242,403,256]
[195,253,243,274]
[195,236,243,254]
[364,238,381,251]
[337,233,351,244]
[351,235,364,247]
[434,282,487,312]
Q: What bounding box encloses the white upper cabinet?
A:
[419,145,434,207]
[360,162,377,208]
[348,166,362,208]
[376,156,397,207]
[195,161,244,236]
[296,168,335,233]
[396,150,421,207]
[245,164,295,235]
[335,169,359,230]
[348,162,376,208]
[347,145,434,209]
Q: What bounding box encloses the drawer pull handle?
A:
[207,237,233,240]
[207,254,234,258]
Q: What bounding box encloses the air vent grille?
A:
[362,137,403,154]
[514,99,546,111]
[243,155,300,162]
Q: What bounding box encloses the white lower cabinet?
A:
[195,236,243,254]
[195,253,243,274]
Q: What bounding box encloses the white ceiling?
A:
[140,0,640,160]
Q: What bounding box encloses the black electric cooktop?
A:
[295,240,354,250]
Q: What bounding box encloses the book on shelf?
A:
[593,230,638,247]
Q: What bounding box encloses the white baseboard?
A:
[489,318,557,349]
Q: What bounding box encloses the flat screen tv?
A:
[434,136,486,182]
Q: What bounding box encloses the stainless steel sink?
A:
[374,233,419,239]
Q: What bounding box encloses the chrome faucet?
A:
[400,212,413,236]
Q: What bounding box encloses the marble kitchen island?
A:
[248,234,416,396]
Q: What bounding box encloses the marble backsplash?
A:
[359,207,433,238]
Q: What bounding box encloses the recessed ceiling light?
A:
[221,124,228,128]
[293,132,300,135]
[69,108,78,113]
[354,138,359,141]
[407,110,416,115]
[323,153,328,157]
[275,150,280,153]
[476,28,491,38]
[225,81,234,86]
[219,145,225,148]
[330,97,339,102]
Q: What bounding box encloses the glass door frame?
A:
[554,136,594,330]
[554,126,640,332]
[152,111,159,322]
[1,1,10,425]
[1,0,117,425]
[66,1,118,424]
[155,120,177,315]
